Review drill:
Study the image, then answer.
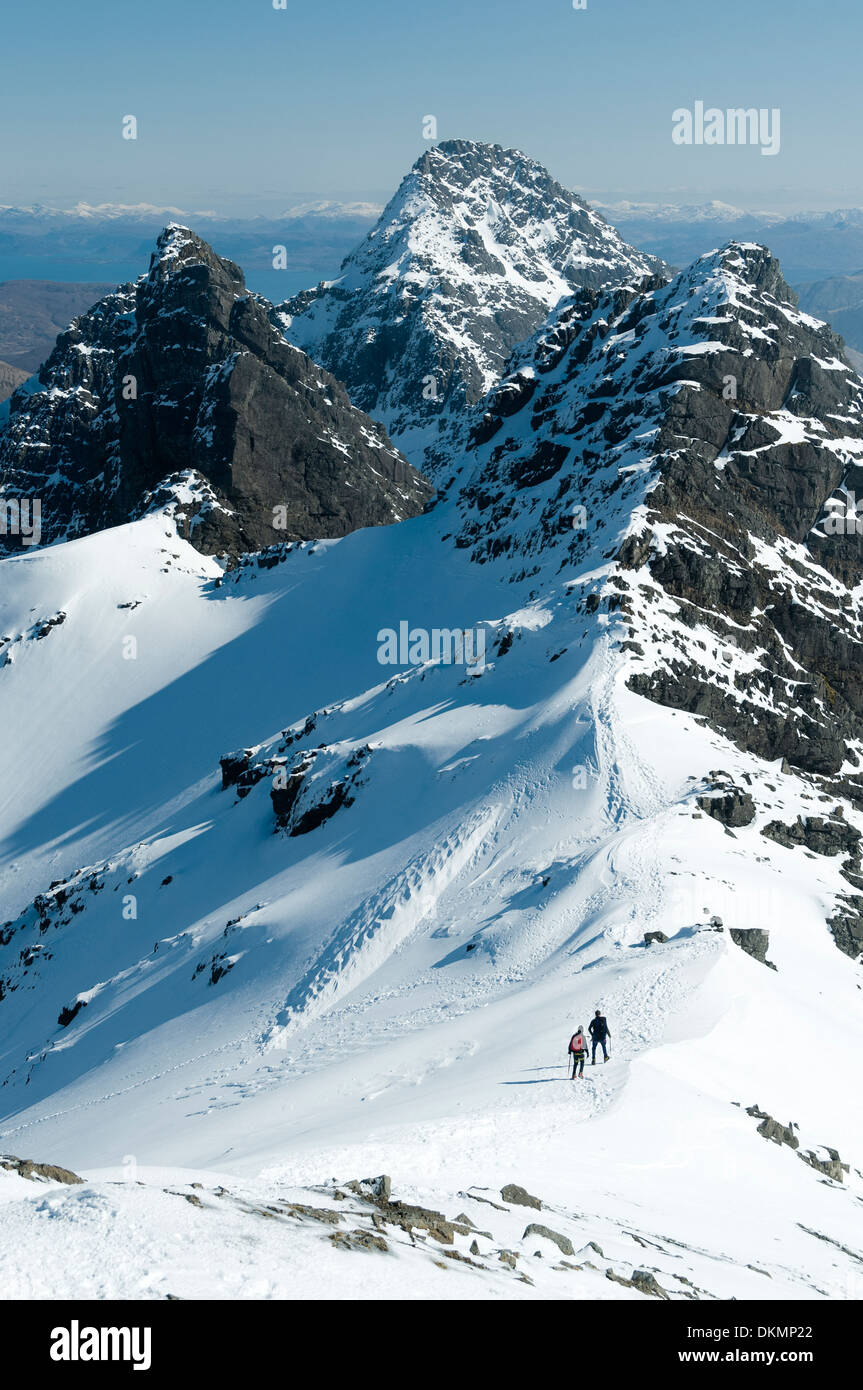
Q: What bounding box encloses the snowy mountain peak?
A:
[280,140,667,473]
[0,228,431,554]
[146,222,242,286]
[151,221,211,262]
[394,137,592,225]
[684,239,796,301]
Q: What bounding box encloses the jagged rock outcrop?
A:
[0,226,431,554]
[0,1154,83,1184]
[500,1182,543,1210]
[827,896,863,959]
[730,928,777,970]
[57,997,88,1027]
[523,1223,575,1256]
[605,1267,669,1299]
[455,244,863,787]
[747,1105,799,1148]
[218,728,372,837]
[799,1147,849,1182]
[697,775,756,827]
[746,1108,849,1182]
[758,814,863,958]
[342,1176,465,1245]
[281,139,665,473]
[761,813,861,861]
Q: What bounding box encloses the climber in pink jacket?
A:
[568,1027,588,1079]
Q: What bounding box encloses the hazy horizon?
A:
[3,0,861,217]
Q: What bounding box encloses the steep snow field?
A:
[0,497,861,1300]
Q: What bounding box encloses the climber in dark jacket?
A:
[589,1010,611,1064]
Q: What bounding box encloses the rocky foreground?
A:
[3,1143,858,1300]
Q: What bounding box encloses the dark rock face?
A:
[827,896,863,959]
[57,997,88,1026]
[0,282,138,544]
[0,226,431,555]
[35,611,66,640]
[219,750,257,793]
[282,140,666,474]
[730,928,777,970]
[456,244,863,787]
[644,931,669,946]
[218,729,372,838]
[269,745,370,836]
[761,814,860,860]
[759,815,863,959]
[619,255,863,779]
[696,774,756,828]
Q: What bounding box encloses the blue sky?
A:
[2,0,861,213]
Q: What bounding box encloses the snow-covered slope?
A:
[280,140,666,474]
[1,243,862,1301]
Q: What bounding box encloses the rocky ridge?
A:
[0,226,431,554]
[453,244,863,787]
[281,139,666,473]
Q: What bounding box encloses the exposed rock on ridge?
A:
[0,226,431,554]
[281,139,666,473]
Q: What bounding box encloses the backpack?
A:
[569,1033,585,1053]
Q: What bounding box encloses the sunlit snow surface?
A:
[0,245,862,1300]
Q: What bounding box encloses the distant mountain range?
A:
[0,199,384,222]
[594,202,863,284]
[6,191,863,383]
[595,199,769,224]
[6,194,863,291]
[0,201,382,303]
